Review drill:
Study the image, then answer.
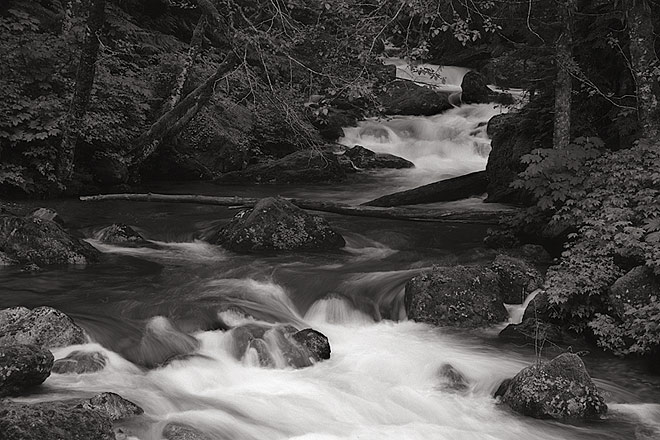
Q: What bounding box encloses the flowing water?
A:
[2,105,660,439]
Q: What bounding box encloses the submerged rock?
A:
[0,213,99,266]
[204,197,345,252]
[0,306,86,348]
[163,422,214,440]
[84,392,143,421]
[0,344,53,397]
[436,363,469,392]
[499,353,607,420]
[96,223,147,245]
[342,145,414,170]
[0,400,115,440]
[492,254,544,304]
[405,265,507,327]
[52,350,107,374]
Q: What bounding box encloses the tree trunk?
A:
[553,0,575,149]
[624,0,660,140]
[162,16,207,113]
[80,193,515,224]
[61,0,77,35]
[125,53,238,169]
[57,0,105,184]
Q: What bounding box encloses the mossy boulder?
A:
[95,223,147,246]
[163,423,214,440]
[342,145,414,170]
[204,197,345,252]
[0,213,99,266]
[84,392,143,421]
[405,265,508,327]
[608,266,660,317]
[0,344,53,397]
[499,353,607,420]
[52,350,107,375]
[0,306,86,348]
[379,80,453,116]
[492,254,544,304]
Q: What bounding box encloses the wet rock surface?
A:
[96,223,148,245]
[379,80,453,116]
[436,363,469,392]
[84,392,144,421]
[341,145,414,171]
[204,197,345,252]
[163,422,215,440]
[405,265,508,327]
[0,344,53,397]
[0,306,86,348]
[499,353,607,420]
[52,350,107,374]
[492,254,544,304]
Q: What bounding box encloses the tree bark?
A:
[80,193,514,224]
[162,16,207,113]
[125,53,238,169]
[624,0,660,140]
[57,0,105,183]
[553,0,575,149]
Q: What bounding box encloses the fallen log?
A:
[363,171,488,207]
[80,193,514,224]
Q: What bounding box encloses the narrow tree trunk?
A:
[57,0,105,183]
[624,0,660,140]
[61,0,77,35]
[126,53,238,169]
[163,16,207,113]
[553,0,575,149]
[80,193,515,224]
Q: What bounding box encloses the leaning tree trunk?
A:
[624,0,660,140]
[57,0,105,184]
[125,54,238,169]
[162,16,207,113]
[553,0,575,149]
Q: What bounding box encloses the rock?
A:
[85,392,143,421]
[292,328,331,361]
[0,213,100,266]
[0,251,19,266]
[95,223,147,245]
[0,400,115,440]
[500,353,607,420]
[404,265,508,327]
[203,197,345,252]
[162,423,214,440]
[608,266,660,318]
[498,319,565,345]
[461,71,492,104]
[436,363,469,392]
[492,254,544,304]
[485,112,540,204]
[0,344,53,397]
[364,170,488,207]
[216,149,346,184]
[90,151,129,185]
[494,378,511,399]
[342,145,414,170]
[52,350,107,374]
[0,306,86,348]
[31,207,64,225]
[379,80,453,116]
[122,317,199,369]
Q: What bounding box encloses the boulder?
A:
[499,353,607,420]
[364,170,488,207]
[379,80,453,116]
[84,392,143,421]
[0,306,86,348]
[0,344,53,397]
[404,265,508,327]
[52,350,107,374]
[485,112,539,204]
[31,207,64,226]
[216,149,346,184]
[0,400,115,440]
[342,145,414,170]
[292,328,331,362]
[608,266,660,318]
[492,254,544,304]
[0,213,100,266]
[163,423,214,440]
[460,71,513,105]
[436,363,469,392]
[95,223,147,245]
[203,197,345,252]
[122,317,199,369]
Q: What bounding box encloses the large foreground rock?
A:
[0,213,99,267]
[0,344,53,396]
[498,353,607,420]
[203,197,345,252]
[0,400,115,440]
[0,306,86,348]
[405,265,507,327]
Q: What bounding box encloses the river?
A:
[1,104,659,440]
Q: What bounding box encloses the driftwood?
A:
[364,171,489,207]
[80,193,514,224]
